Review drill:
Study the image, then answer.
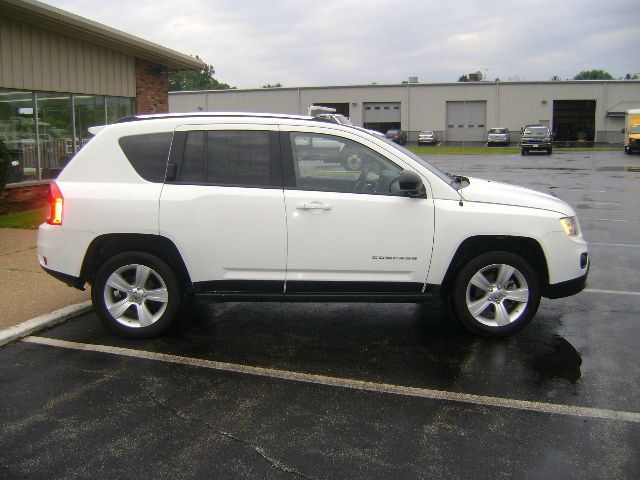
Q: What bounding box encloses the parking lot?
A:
[1,149,639,479]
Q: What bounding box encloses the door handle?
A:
[296,202,332,211]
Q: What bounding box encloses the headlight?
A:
[559,216,579,236]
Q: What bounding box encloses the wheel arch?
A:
[438,235,549,296]
[80,234,192,289]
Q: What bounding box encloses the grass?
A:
[408,145,622,155]
[0,208,46,229]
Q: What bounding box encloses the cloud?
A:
[44,0,639,87]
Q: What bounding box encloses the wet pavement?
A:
[1,150,639,479]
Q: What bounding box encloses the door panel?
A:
[160,185,287,284]
[282,130,434,291]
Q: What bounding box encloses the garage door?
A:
[363,103,401,123]
[446,101,487,142]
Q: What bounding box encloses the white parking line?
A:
[575,201,621,206]
[590,243,640,248]
[22,336,640,424]
[581,218,636,223]
[584,289,640,297]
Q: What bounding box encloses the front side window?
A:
[178,130,271,186]
[289,132,403,195]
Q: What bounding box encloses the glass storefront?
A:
[0,88,134,182]
[0,90,36,182]
[107,97,135,123]
[36,92,73,179]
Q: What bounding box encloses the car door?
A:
[159,124,287,293]
[281,127,435,294]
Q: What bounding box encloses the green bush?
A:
[0,140,9,194]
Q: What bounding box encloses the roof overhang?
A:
[0,0,205,70]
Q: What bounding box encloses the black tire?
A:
[92,252,182,339]
[521,149,526,156]
[450,251,541,337]
[624,146,630,154]
[547,148,552,155]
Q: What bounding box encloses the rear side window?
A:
[177,130,271,187]
[119,132,173,182]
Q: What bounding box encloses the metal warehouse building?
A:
[169,81,640,144]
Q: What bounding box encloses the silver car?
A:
[418,130,438,146]
[487,128,510,146]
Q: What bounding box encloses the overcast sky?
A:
[45,0,638,89]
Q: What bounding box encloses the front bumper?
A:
[544,266,588,299]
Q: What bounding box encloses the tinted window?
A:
[118,132,173,182]
[180,131,205,182]
[207,131,270,186]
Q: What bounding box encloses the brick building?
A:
[0,0,203,201]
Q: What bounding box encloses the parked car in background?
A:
[385,129,407,145]
[520,125,553,155]
[418,130,438,146]
[487,128,510,146]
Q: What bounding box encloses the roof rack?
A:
[114,112,334,124]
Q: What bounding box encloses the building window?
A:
[107,97,135,123]
[0,89,36,183]
[0,90,134,183]
[75,95,106,148]
[36,92,73,179]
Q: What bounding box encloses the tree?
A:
[551,75,561,81]
[261,83,282,88]
[168,55,233,91]
[458,74,469,82]
[573,69,614,80]
[624,73,639,80]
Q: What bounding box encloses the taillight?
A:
[47,181,63,225]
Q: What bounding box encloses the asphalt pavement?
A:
[1,150,639,479]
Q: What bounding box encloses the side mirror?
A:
[399,170,425,197]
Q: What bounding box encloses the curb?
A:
[0,301,93,347]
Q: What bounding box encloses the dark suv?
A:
[385,129,407,145]
[520,125,553,155]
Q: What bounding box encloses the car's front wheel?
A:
[92,252,182,338]
[451,251,541,337]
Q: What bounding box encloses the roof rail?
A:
[113,111,334,124]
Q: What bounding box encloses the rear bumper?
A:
[41,265,85,290]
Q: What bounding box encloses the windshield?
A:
[523,126,549,136]
[489,128,507,134]
[631,125,640,134]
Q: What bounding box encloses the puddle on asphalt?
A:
[528,335,583,384]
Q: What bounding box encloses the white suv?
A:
[38,112,589,339]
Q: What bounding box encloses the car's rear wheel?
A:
[451,251,541,337]
[92,252,182,338]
